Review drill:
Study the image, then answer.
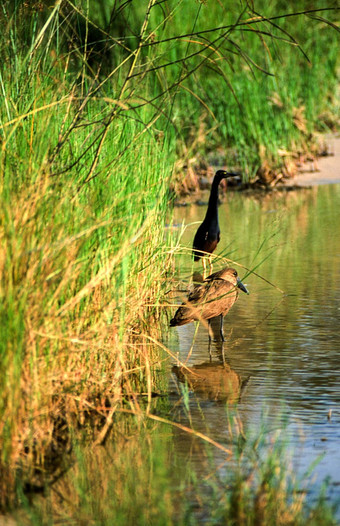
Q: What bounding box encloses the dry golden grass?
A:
[0,162,174,508]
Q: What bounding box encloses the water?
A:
[169,183,340,508]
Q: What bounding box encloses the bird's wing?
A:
[187,283,208,303]
[205,268,226,281]
[201,280,238,318]
[188,279,235,305]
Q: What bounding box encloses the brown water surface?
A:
[169,182,340,506]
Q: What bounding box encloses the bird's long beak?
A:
[237,277,249,294]
[226,171,241,177]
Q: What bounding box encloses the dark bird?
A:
[170,267,248,358]
[193,170,239,273]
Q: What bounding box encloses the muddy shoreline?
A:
[175,135,340,206]
[281,135,340,187]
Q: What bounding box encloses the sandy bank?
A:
[284,135,340,187]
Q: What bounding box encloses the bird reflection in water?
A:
[172,361,249,403]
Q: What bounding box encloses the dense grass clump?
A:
[0,2,176,505]
[156,0,339,183]
[0,0,339,514]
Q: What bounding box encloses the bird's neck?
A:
[205,177,221,220]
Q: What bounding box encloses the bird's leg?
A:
[208,319,212,362]
[202,256,207,279]
[220,314,225,342]
[208,255,213,276]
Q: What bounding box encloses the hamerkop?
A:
[170,267,248,354]
[192,170,239,274]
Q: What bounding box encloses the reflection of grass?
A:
[12,414,336,525]
[16,420,181,525]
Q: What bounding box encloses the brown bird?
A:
[170,267,248,356]
[192,170,239,275]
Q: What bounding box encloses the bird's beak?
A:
[226,171,241,177]
[237,277,249,294]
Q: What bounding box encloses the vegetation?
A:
[0,0,339,520]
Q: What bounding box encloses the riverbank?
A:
[4,154,340,526]
[176,133,340,201]
[282,135,340,187]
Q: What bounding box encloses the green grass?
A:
[0,3,176,503]
[153,0,339,181]
[0,0,339,516]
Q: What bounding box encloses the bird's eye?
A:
[233,271,237,277]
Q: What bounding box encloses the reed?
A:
[163,0,339,184]
[0,1,177,505]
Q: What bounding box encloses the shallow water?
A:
[169,183,340,508]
